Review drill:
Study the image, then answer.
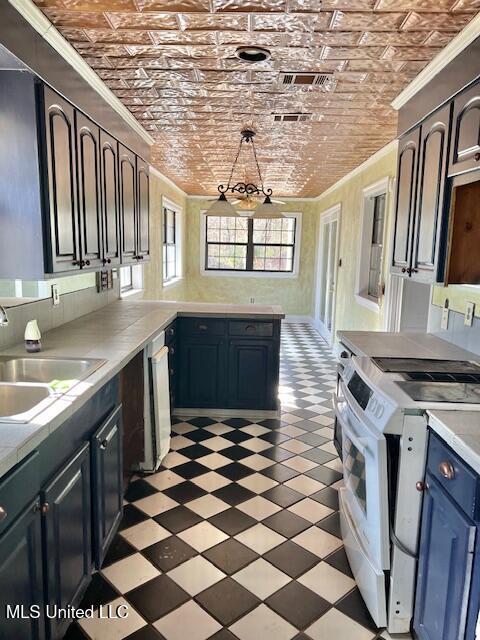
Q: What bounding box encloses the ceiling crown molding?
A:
[391,13,480,111]
[8,0,154,146]
[150,166,188,198]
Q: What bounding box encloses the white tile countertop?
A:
[0,299,284,479]
[428,410,480,475]
[337,330,479,361]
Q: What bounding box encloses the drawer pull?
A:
[416,481,426,492]
[245,324,257,333]
[100,439,109,450]
[0,505,7,522]
[34,502,50,515]
[439,461,455,480]
[198,324,208,331]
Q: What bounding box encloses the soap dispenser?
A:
[25,319,42,353]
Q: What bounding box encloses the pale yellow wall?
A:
[316,143,399,335]
[183,199,318,315]
[432,285,480,317]
[143,171,188,301]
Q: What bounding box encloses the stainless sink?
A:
[0,384,53,422]
[0,357,104,388]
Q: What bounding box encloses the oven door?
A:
[334,381,390,570]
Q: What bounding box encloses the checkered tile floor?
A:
[66,323,390,640]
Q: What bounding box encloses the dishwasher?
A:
[138,331,171,473]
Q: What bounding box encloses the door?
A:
[0,499,45,640]
[136,158,150,260]
[391,127,421,276]
[92,406,123,568]
[100,130,121,267]
[43,444,92,640]
[76,112,103,269]
[414,473,476,640]
[228,339,277,410]
[449,81,480,176]
[411,105,450,283]
[177,338,226,408]
[42,86,80,273]
[315,205,340,344]
[119,144,137,263]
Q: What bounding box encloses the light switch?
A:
[465,302,475,327]
[441,306,449,330]
[51,284,60,306]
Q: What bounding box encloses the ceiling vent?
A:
[278,72,336,90]
[273,113,312,122]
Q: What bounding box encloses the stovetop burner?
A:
[373,357,480,377]
[396,381,480,404]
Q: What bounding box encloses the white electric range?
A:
[334,355,480,635]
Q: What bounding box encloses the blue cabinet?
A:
[228,338,277,410]
[92,405,124,568]
[414,432,479,640]
[43,443,92,640]
[0,498,45,640]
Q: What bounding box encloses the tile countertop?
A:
[428,411,480,476]
[0,299,284,478]
[337,330,479,361]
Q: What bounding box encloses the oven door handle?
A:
[333,394,369,456]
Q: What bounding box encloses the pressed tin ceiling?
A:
[33,0,479,197]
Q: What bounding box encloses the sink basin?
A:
[0,384,53,422]
[0,357,104,388]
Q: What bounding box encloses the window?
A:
[119,264,143,297]
[367,193,386,299]
[204,215,298,274]
[120,265,133,293]
[162,201,182,284]
[356,178,389,311]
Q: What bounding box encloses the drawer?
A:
[427,431,480,518]
[229,321,274,338]
[165,322,176,344]
[180,317,226,336]
[0,451,40,535]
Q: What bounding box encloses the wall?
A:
[427,285,480,355]
[315,142,398,335]
[142,169,188,302]
[182,199,318,316]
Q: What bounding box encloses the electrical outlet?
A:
[441,306,449,330]
[51,284,60,306]
[250,298,255,304]
[465,302,475,327]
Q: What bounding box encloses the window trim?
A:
[199,210,302,278]
[119,264,144,299]
[355,177,391,313]
[162,197,183,288]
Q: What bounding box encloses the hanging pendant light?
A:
[206,128,284,218]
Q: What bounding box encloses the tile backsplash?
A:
[0,281,119,350]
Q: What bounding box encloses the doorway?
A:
[314,204,341,344]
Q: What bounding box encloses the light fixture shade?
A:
[206,192,239,217]
[253,195,285,219]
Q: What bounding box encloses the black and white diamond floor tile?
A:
[64,324,389,640]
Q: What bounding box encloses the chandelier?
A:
[206,128,284,219]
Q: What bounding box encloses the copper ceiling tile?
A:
[359,31,429,45]
[135,0,211,10]
[177,13,249,30]
[323,45,385,58]
[61,0,137,9]
[106,12,179,29]
[422,30,459,45]
[212,0,287,11]
[375,0,455,10]
[42,8,112,27]
[401,11,473,29]
[451,0,480,10]
[57,26,91,40]
[383,45,442,59]
[149,30,218,44]
[331,11,407,30]
[252,12,332,31]
[84,28,154,43]
[322,0,376,8]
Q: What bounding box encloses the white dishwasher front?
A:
[151,345,171,468]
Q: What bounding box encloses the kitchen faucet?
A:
[0,305,9,327]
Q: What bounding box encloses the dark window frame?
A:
[163,205,178,283]
[205,215,297,273]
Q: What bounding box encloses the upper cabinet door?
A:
[411,105,451,283]
[100,130,121,267]
[42,87,80,273]
[118,145,137,263]
[391,127,421,276]
[136,158,150,260]
[449,81,480,176]
[76,113,103,270]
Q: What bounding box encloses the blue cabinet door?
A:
[414,472,476,640]
[92,405,124,568]
[43,443,92,640]
[228,339,278,410]
[0,498,45,640]
[177,337,227,408]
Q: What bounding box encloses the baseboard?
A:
[284,315,314,324]
[173,407,280,419]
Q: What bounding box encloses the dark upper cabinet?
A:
[119,144,137,263]
[43,444,92,640]
[136,157,150,260]
[100,130,121,267]
[76,112,103,270]
[42,86,80,273]
[0,499,45,640]
[449,81,480,176]
[410,105,451,282]
[177,337,227,408]
[391,126,420,275]
[228,339,278,410]
[92,406,123,568]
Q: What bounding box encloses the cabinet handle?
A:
[0,505,7,522]
[102,258,112,265]
[85,260,90,266]
[415,481,426,492]
[107,258,111,264]
[439,461,455,480]
[198,324,208,331]
[475,152,480,162]
[245,324,257,333]
[100,439,109,450]
[34,502,50,514]
[72,260,81,266]
[139,255,144,260]
[169,346,175,355]
[401,267,406,273]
